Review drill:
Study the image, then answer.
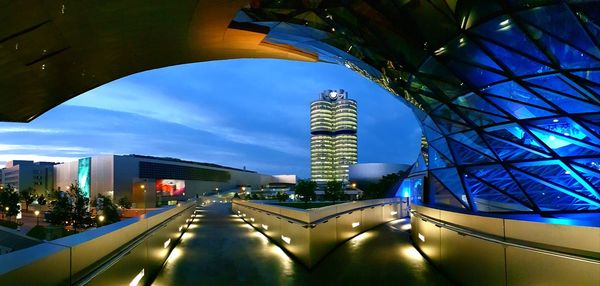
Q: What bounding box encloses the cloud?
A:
[0,144,91,153]
[0,154,78,164]
[0,127,64,134]
[66,81,308,157]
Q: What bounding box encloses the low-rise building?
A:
[52,154,287,207]
[0,160,56,193]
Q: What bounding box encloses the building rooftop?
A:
[125,154,256,173]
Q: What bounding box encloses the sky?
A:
[0,59,421,178]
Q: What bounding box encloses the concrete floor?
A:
[152,203,452,286]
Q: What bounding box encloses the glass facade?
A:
[310,90,357,183]
[238,1,600,213]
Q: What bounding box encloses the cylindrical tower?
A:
[310,89,357,184]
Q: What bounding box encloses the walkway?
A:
[152,203,452,286]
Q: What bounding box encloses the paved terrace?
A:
[153,203,451,285]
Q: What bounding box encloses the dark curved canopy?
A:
[1,0,599,214]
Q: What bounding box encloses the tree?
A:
[71,183,91,231]
[295,180,317,203]
[0,186,20,221]
[118,196,132,209]
[20,187,36,211]
[37,194,47,206]
[324,181,344,202]
[276,191,289,202]
[233,193,241,199]
[95,194,120,225]
[49,191,72,225]
[361,173,402,200]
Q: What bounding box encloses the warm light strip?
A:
[250,218,255,222]
[418,233,425,242]
[281,235,291,244]
[390,211,398,216]
[178,226,183,232]
[261,224,269,230]
[129,269,144,286]
[352,222,360,228]
[163,238,171,249]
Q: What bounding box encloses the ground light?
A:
[129,269,144,286]
[281,235,292,244]
[34,210,40,226]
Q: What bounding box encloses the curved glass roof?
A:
[239,0,600,213]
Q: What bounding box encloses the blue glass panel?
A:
[577,119,600,139]
[453,92,507,116]
[530,87,598,113]
[527,117,600,145]
[418,57,464,86]
[433,117,470,134]
[455,106,510,127]
[419,77,468,100]
[529,127,600,156]
[484,81,553,109]
[481,39,553,76]
[417,94,443,110]
[466,165,532,205]
[525,75,591,101]
[517,4,600,58]
[463,175,532,212]
[509,168,599,211]
[484,123,551,154]
[428,146,453,169]
[572,70,600,84]
[570,159,600,193]
[424,116,442,131]
[431,105,467,123]
[522,23,600,69]
[487,96,556,119]
[472,15,551,64]
[430,175,466,209]
[483,135,549,160]
[430,138,453,161]
[448,139,495,164]
[513,161,598,199]
[442,35,503,71]
[411,153,428,172]
[445,60,507,87]
[450,130,496,158]
[431,168,470,207]
[423,125,443,142]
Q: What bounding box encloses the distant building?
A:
[52,154,286,207]
[310,89,357,184]
[0,160,56,193]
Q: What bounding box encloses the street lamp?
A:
[140,184,147,216]
[34,210,40,226]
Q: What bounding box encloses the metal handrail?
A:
[410,210,600,264]
[232,199,404,227]
[73,203,196,285]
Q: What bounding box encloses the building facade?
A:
[0,160,55,193]
[310,89,357,184]
[53,154,282,207]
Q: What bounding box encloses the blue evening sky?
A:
[0,59,421,178]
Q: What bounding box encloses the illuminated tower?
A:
[311,89,357,184]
